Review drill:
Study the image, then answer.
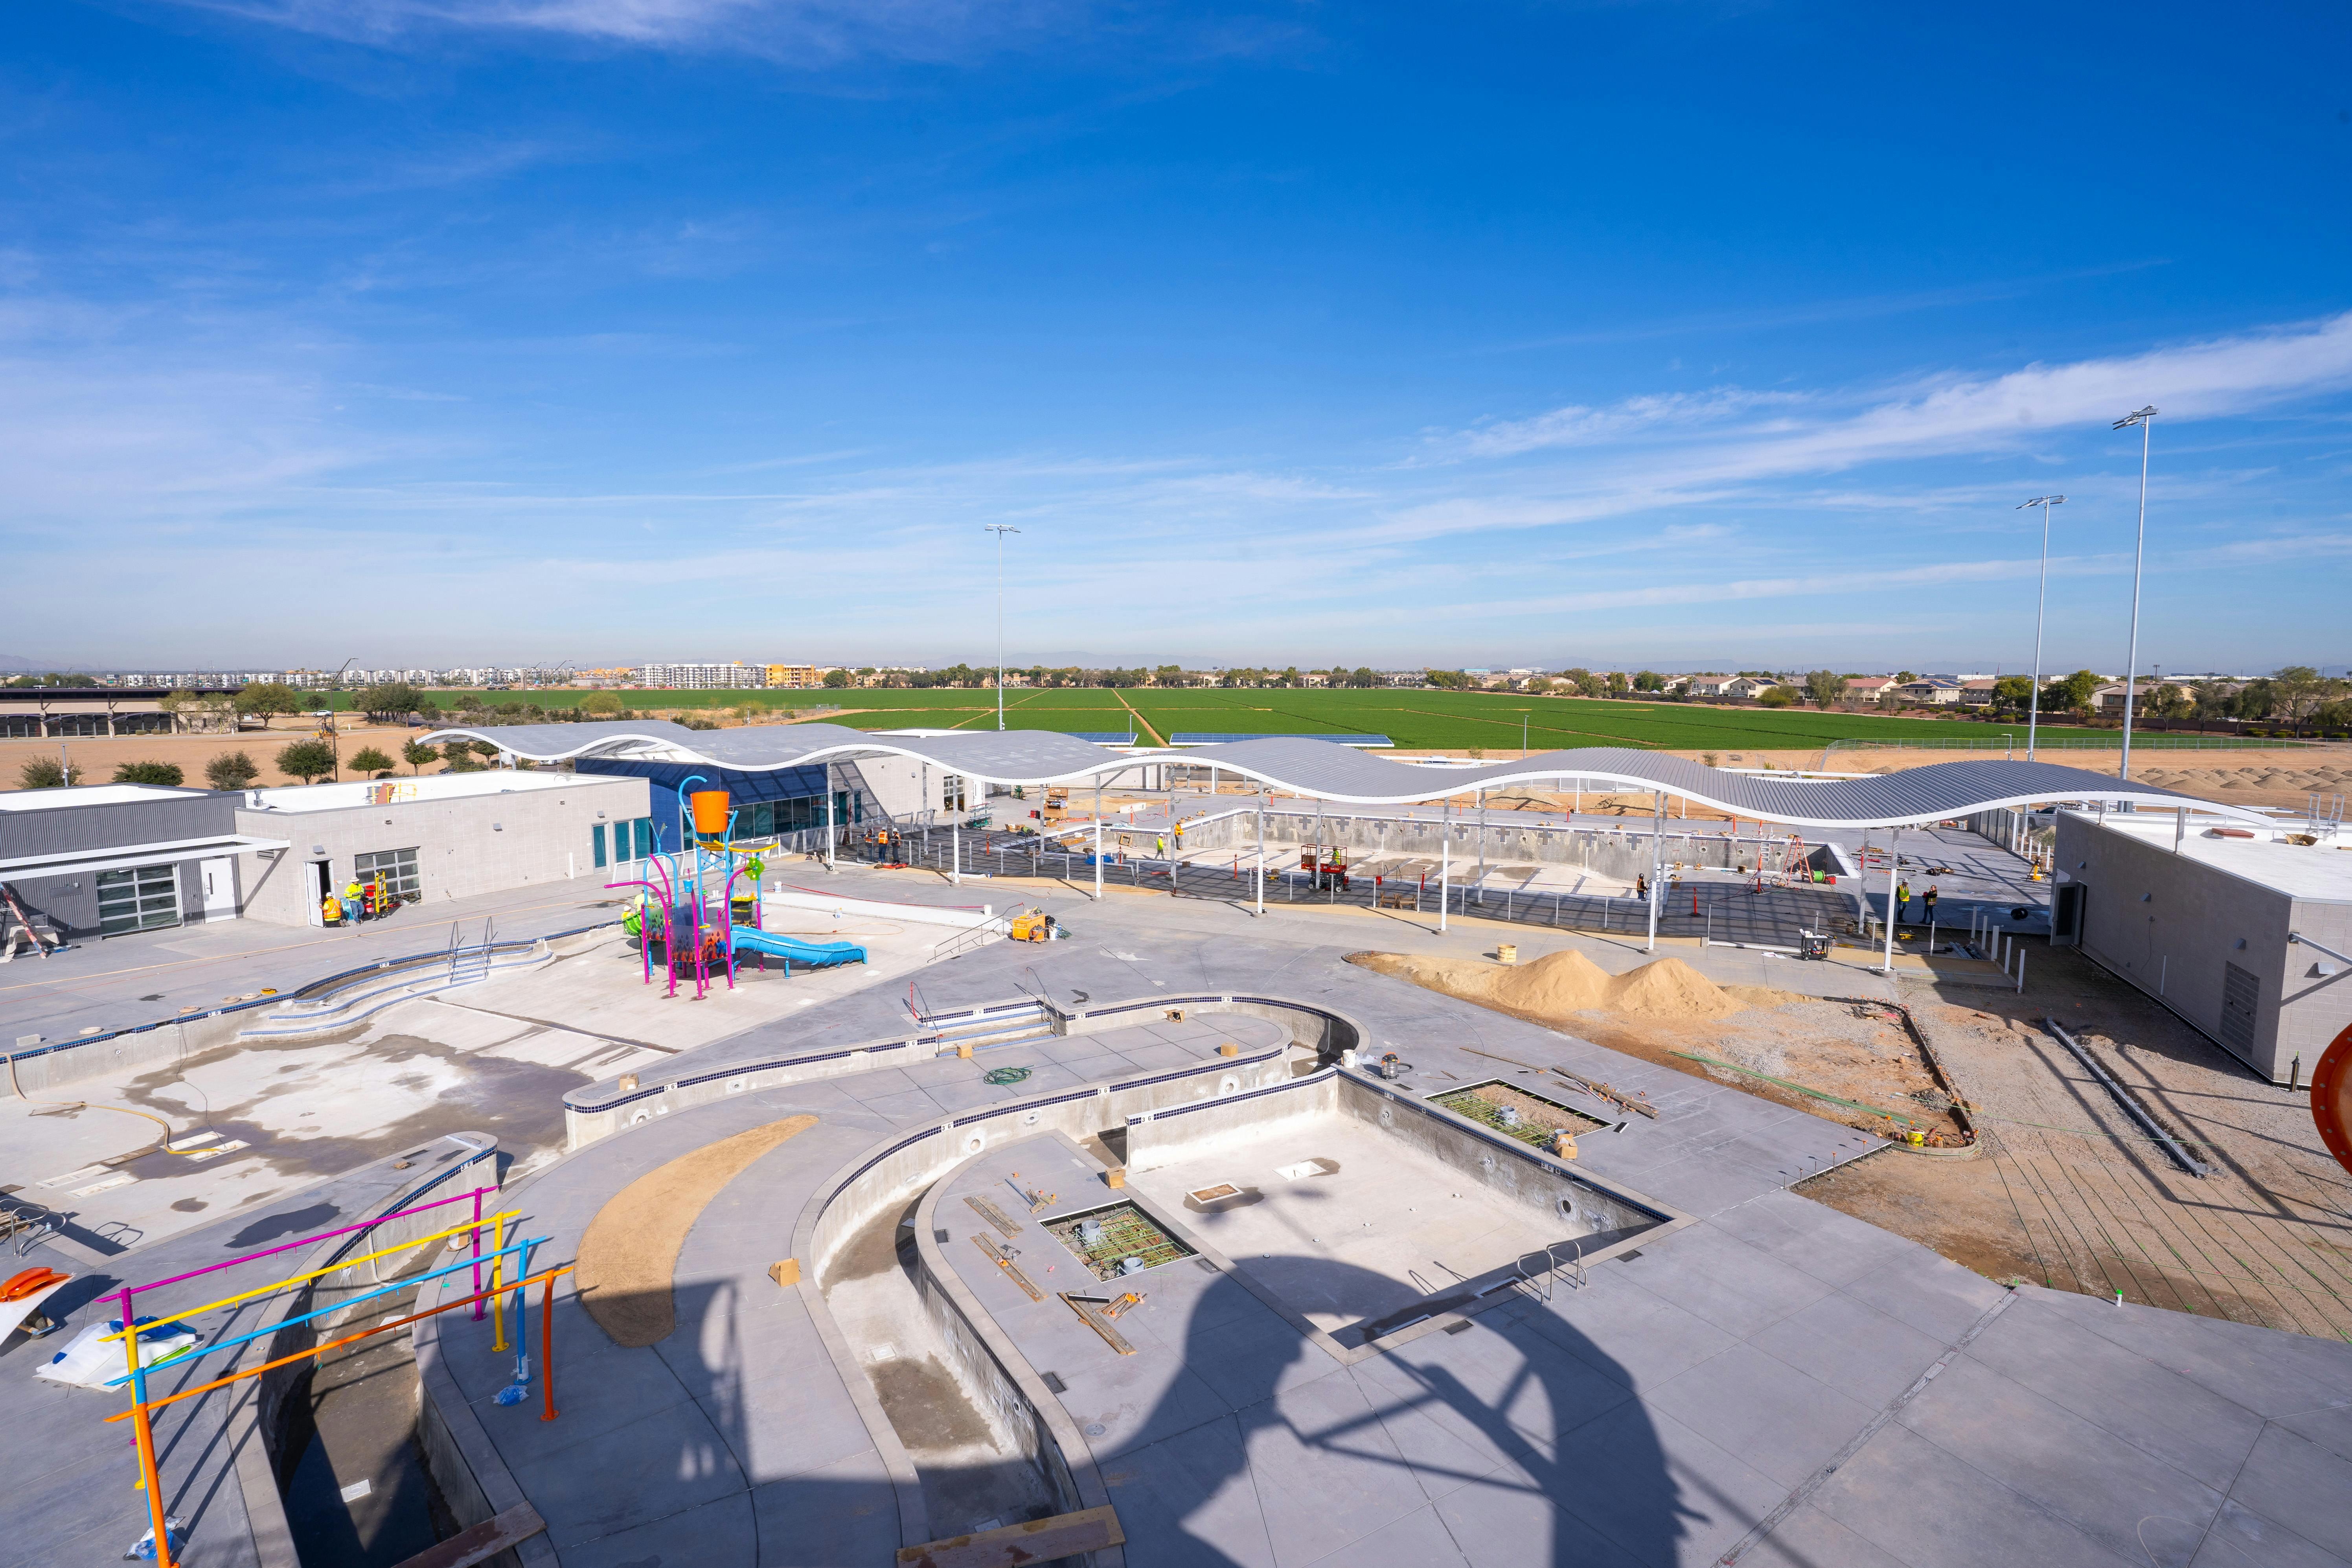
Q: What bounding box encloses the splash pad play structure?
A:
[609,778,867,999]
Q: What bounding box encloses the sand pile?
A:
[1349,948,1789,1024]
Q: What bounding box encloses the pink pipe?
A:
[120,1182,502,1297]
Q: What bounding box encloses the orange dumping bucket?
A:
[690,790,731,836]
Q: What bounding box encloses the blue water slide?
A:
[730,927,867,969]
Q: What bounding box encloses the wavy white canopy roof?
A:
[421,719,2254,830]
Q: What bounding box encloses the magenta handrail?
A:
[117,1182,500,1298]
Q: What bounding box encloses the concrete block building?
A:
[231,770,652,927]
[2054,810,2352,1082]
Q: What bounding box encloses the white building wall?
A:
[233,774,650,926]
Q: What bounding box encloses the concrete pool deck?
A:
[4,864,2347,1567]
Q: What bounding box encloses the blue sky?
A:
[6,2,2349,674]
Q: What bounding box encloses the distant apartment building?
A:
[639,662,764,690]
[763,664,825,689]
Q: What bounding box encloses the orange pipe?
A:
[105,1267,572,1424]
[131,1388,174,1567]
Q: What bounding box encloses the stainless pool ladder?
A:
[1516,1241,1588,1303]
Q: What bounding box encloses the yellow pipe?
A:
[490,1213,508,1353]
[101,1210,520,1342]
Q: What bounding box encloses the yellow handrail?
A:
[101,1208,520,1342]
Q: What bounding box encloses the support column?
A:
[1881,827,1900,972]
[1646,790,1662,952]
[951,820,960,886]
[1439,829,1449,933]
[1477,788,1486,887]
[1094,783,1103,900]
[1254,790,1265,915]
[824,765,835,871]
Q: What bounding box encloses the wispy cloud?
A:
[1373,312,2352,546]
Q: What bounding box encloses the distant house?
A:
[2091,682,2188,714]
[1896,678,1966,706]
[1956,678,2001,707]
[1685,675,1737,697]
[1723,677,1776,700]
[1844,676,1898,701]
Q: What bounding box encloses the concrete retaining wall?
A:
[565,991,1360,1150]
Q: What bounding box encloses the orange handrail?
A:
[107,1265,571,1424]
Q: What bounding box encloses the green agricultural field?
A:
[367,683,2126,752]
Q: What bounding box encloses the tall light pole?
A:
[2016,496,2063,761]
[984,525,1020,730]
[2112,407,2158,783]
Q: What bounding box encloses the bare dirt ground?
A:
[0,722,427,791]
[1801,947,2352,1341]
[1353,937,2352,1340]
[1348,949,1973,1144]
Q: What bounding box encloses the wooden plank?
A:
[969,1233,1043,1301]
[897,1504,1125,1567]
[964,1194,1022,1239]
[1060,1291,1136,1355]
[387,1504,547,1568]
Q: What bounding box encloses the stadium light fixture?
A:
[984,526,1021,731]
[2111,408,2158,781]
[2015,496,2064,760]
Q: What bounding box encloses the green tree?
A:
[2271,666,2324,732]
[5,672,96,688]
[1895,670,1917,683]
[2046,669,2104,716]
[443,749,482,773]
[1803,669,1844,709]
[1632,671,1665,692]
[206,750,260,789]
[581,691,623,715]
[1991,675,2036,713]
[237,681,302,727]
[469,739,502,761]
[402,740,440,774]
[349,746,395,777]
[822,668,852,689]
[17,756,78,788]
[362,682,423,722]
[112,760,185,786]
[276,739,337,784]
[1756,685,1799,708]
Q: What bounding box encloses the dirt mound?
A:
[1349,948,1788,1024]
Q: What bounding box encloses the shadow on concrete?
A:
[1107,1261,1695,1567]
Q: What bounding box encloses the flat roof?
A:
[2082,812,2352,902]
[244,769,629,814]
[0,783,211,812]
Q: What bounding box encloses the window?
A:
[592,824,608,869]
[355,847,422,905]
[750,802,773,838]
[97,864,180,935]
[634,818,653,860]
[942,774,965,812]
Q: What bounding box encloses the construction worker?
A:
[1155,834,1167,861]
[345,877,364,922]
[1922,884,1939,924]
[322,889,344,926]
[1635,872,1649,902]
[1895,876,1911,925]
